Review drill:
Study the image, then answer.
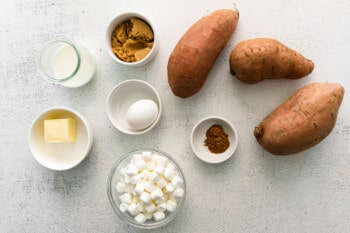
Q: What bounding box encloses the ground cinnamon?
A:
[204,124,230,153]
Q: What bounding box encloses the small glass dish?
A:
[107,149,186,229]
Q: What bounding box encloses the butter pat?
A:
[44,118,77,143]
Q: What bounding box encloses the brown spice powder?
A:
[204,124,230,153]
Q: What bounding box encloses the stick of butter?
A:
[44,118,77,143]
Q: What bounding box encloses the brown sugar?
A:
[130,18,154,41]
[111,17,154,62]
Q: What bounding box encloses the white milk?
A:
[53,44,95,88]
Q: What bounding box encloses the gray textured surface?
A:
[1,0,350,232]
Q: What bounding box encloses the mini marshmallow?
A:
[120,175,130,184]
[149,172,160,182]
[150,188,163,200]
[144,212,153,220]
[147,160,156,171]
[141,151,152,161]
[154,154,168,165]
[157,202,167,212]
[134,213,147,224]
[119,193,132,204]
[140,192,151,204]
[153,211,165,221]
[127,202,139,216]
[154,164,165,174]
[124,184,135,194]
[166,163,175,171]
[151,153,161,160]
[166,200,177,212]
[119,203,129,212]
[134,159,146,170]
[172,188,184,200]
[164,167,177,180]
[140,170,151,180]
[134,183,145,196]
[156,178,168,189]
[144,181,155,193]
[137,202,145,212]
[116,182,126,193]
[165,183,175,193]
[155,197,166,205]
[145,203,156,213]
[132,153,142,161]
[171,174,184,189]
[126,163,138,176]
[129,175,140,184]
[119,167,127,176]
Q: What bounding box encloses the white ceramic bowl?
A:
[28,107,93,170]
[190,116,238,163]
[106,79,162,135]
[106,12,159,67]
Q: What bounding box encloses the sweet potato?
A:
[229,38,314,84]
[168,9,239,98]
[254,83,344,155]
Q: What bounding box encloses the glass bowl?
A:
[107,149,186,229]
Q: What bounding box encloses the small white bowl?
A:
[106,79,162,135]
[28,107,93,171]
[191,116,238,163]
[106,12,159,67]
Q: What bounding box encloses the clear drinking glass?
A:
[39,38,95,88]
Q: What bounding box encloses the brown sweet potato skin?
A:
[254,83,344,155]
[168,9,239,98]
[230,38,314,84]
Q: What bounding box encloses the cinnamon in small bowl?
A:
[190,116,238,163]
[204,124,230,154]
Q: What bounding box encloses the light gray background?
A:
[1,0,349,232]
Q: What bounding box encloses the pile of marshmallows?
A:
[116,151,185,224]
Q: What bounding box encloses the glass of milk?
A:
[39,38,95,88]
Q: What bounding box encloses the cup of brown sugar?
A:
[106,12,159,67]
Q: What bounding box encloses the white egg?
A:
[126,99,159,130]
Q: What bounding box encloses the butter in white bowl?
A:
[28,107,93,170]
